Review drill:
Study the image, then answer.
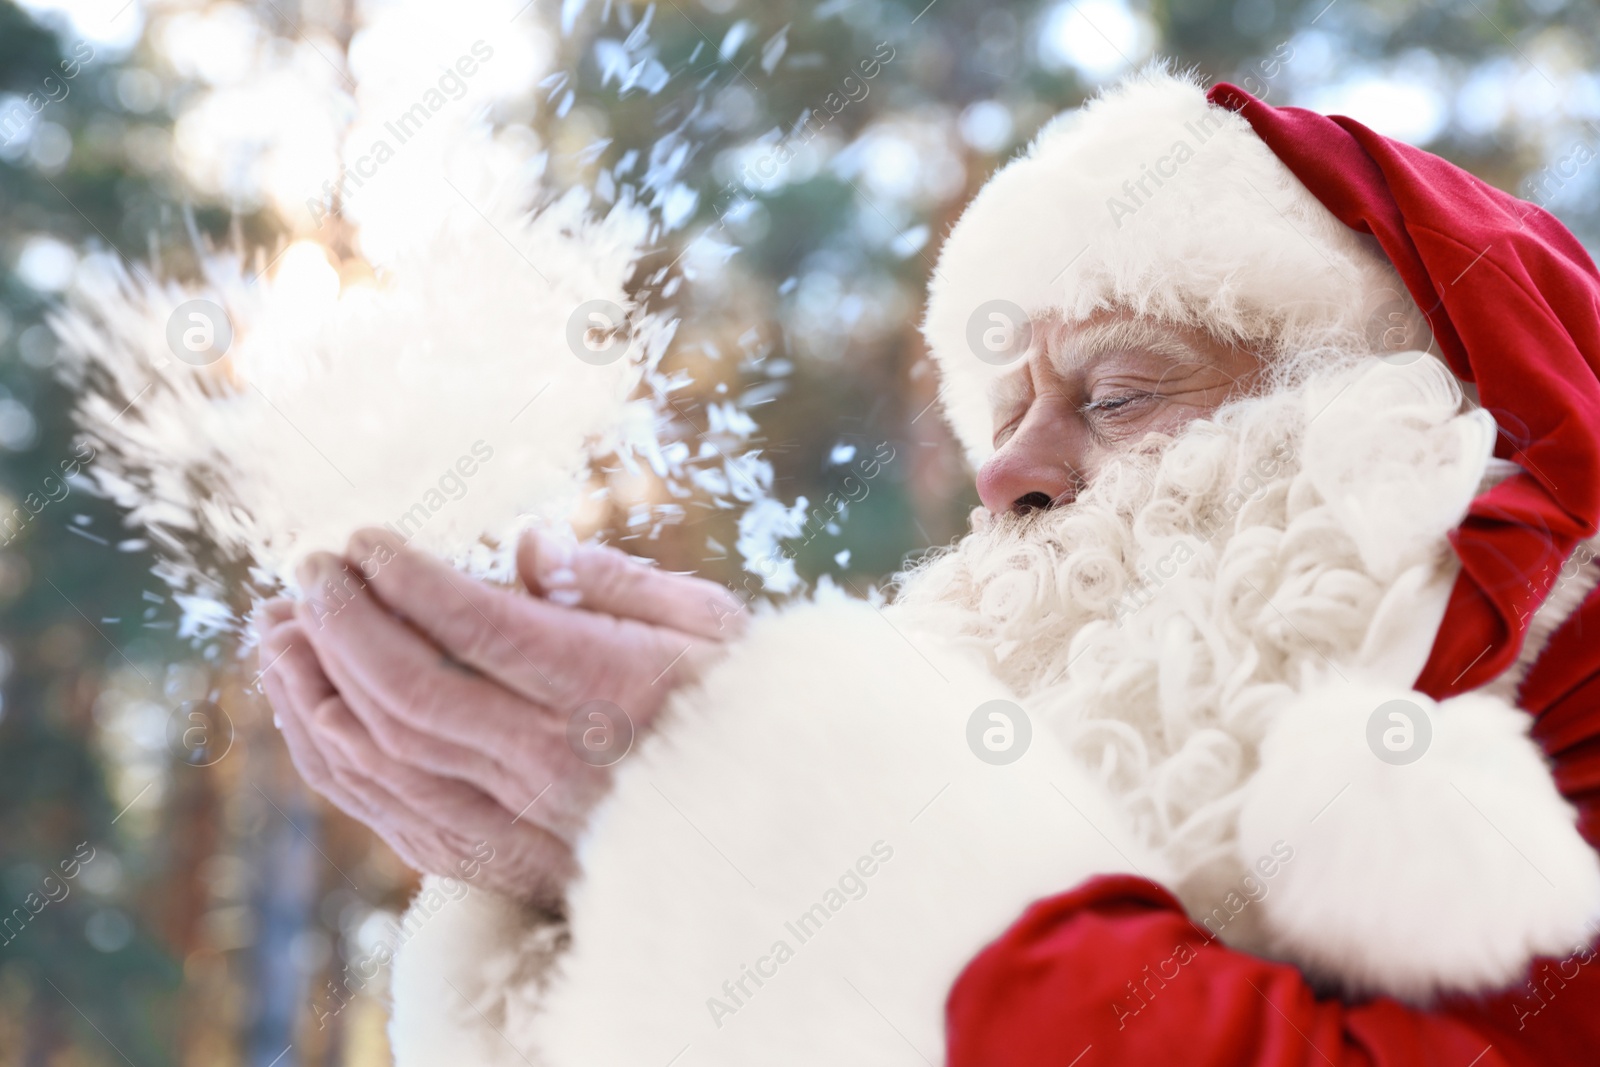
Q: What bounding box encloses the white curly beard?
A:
[890,348,1498,932]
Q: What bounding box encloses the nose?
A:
[976,412,1086,515]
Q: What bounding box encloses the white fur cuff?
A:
[389,877,567,1066]
[1237,677,1600,1003]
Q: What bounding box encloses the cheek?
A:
[1138,391,1234,439]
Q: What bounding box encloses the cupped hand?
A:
[255,526,746,906]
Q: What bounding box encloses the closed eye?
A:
[1083,393,1149,415]
[992,412,1025,447]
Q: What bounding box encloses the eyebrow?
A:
[987,317,1206,424]
[1054,318,1204,372]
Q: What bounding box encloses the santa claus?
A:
[257,69,1600,1064]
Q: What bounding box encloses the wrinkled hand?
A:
[255,526,746,906]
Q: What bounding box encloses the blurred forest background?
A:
[1,0,1597,1062]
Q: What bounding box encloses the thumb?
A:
[517,529,748,641]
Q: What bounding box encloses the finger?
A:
[307,708,466,872]
[255,616,306,692]
[329,536,564,705]
[258,627,384,827]
[262,668,340,798]
[318,734,454,875]
[262,624,523,882]
[311,695,575,886]
[291,689,479,873]
[305,617,544,818]
[294,554,615,833]
[294,551,565,752]
[518,528,748,640]
[255,596,296,633]
[259,618,336,715]
[260,620,460,855]
[258,628,385,828]
[335,533,696,713]
[316,725,456,873]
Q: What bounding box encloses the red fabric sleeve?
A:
[945,875,1557,1067]
[1437,581,1600,1060]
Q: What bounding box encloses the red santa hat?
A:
[925,70,1600,1036]
[922,68,1600,696]
[1209,79,1600,700]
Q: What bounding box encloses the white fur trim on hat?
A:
[922,67,1421,467]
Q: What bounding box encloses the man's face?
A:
[976,314,1265,515]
